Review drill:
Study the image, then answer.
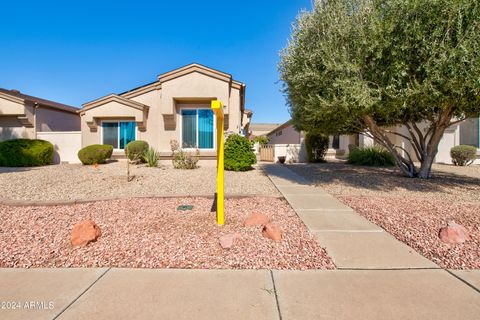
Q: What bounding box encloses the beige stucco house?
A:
[79,64,250,160]
[0,88,80,141]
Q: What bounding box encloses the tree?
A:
[279,0,480,178]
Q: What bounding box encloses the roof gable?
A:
[81,94,149,112]
[158,63,244,89]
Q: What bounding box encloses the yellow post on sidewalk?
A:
[211,100,225,226]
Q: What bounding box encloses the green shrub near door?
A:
[78,144,113,165]
[0,139,54,167]
[224,134,256,171]
[347,146,395,167]
[305,132,329,163]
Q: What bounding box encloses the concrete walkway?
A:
[262,164,438,269]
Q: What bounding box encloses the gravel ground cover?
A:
[284,162,480,269]
[340,196,479,269]
[0,162,280,202]
[0,197,334,269]
[285,162,480,202]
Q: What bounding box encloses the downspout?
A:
[33,102,39,139]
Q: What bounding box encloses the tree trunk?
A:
[363,115,416,177]
[417,154,435,178]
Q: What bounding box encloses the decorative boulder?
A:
[219,233,241,249]
[438,221,470,244]
[244,212,270,227]
[262,223,283,242]
[71,220,102,247]
[219,233,239,249]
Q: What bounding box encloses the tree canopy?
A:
[279,0,480,178]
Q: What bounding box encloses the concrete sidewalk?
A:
[0,268,479,320]
[262,164,438,269]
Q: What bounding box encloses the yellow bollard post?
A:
[211,100,225,225]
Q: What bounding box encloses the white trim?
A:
[179,107,216,151]
[100,120,137,150]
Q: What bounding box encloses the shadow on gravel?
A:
[0,166,39,174]
[261,163,311,186]
[270,162,480,195]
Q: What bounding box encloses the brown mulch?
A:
[339,196,480,269]
[0,197,334,270]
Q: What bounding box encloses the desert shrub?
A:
[0,139,53,167]
[170,140,199,169]
[224,134,256,171]
[144,147,159,167]
[78,144,113,165]
[253,136,269,146]
[305,132,329,163]
[125,140,149,162]
[450,145,477,166]
[347,146,395,167]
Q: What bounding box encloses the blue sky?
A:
[0,0,312,123]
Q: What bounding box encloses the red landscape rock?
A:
[262,223,283,242]
[71,220,102,247]
[244,212,270,226]
[219,233,239,249]
[438,221,470,244]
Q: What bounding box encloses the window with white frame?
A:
[102,121,136,149]
[181,109,214,149]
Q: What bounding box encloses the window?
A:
[102,121,136,149]
[276,130,283,136]
[181,109,214,149]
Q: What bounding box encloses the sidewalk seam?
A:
[445,269,480,294]
[52,268,111,320]
[269,270,283,320]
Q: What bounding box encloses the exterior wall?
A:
[273,143,307,163]
[0,94,25,115]
[267,124,303,144]
[37,131,82,164]
[0,116,33,140]
[160,72,232,129]
[36,107,80,131]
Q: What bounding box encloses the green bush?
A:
[305,132,329,163]
[144,147,159,167]
[125,140,149,162]
[224,134,256,171]
[78,144,113,165]
[0,139,54,167]
[450,145,477,166]
[347,146,395,167]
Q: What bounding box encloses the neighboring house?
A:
[264,118,480,164]
[79,64,250,161]
[266,120,303,145]
[266,120,342,161]
[0,88,80,141]
[249,123,281,139]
